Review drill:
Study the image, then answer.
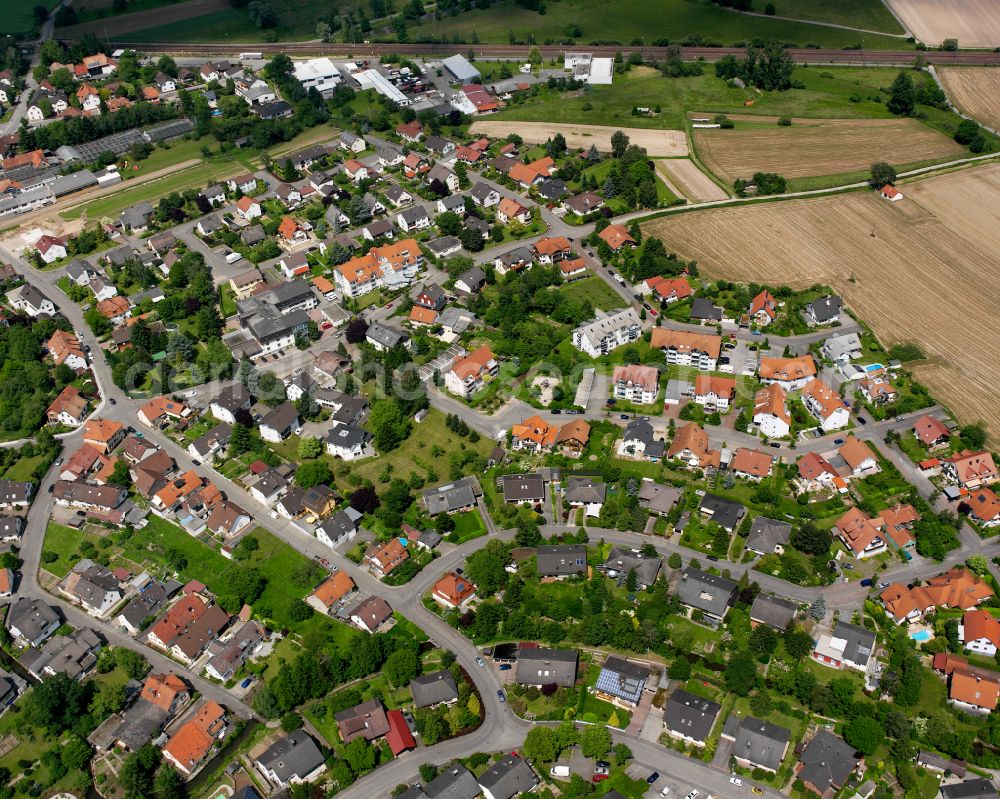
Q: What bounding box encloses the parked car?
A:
[686,791,699,799]
[109,398,116,405]
[842,562,854,570]
[731,778,743,786]
[240,677,253,688]
[499,664,511,671]
[857,415,868,425]
[475,656,486,668]
[496,690,505,703]
[647,773,661,784]
[592,774,609,784]
[752,789,764,796]
[860,578,873,587]
[834,438,845,445]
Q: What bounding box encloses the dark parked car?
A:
[647,773,661,785]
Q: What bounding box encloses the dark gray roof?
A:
[469,182,497,202]
[941,781,998,799]
[690,297,722,321]
[119,582,170,629]
[623,419,654,445]
[732,715,792,771]
[366,321,409,349]
[113,697,168,750]
[190,422,231,458]
[410,670,459,708]
[457,266,487,291]
[808,295,843,323]
[749,593,797,630]
[536,544,586,577]
[564,476,606,505]
[746,516,792,554]
[676,567,737,618]
[477,754,537,799]
[831,620,876,668]
[6,597,60,642]
[400,205,430,224]
[260,402,299,434]
[213,383,253,413]
[365,218,395,237]
[637,481,681,514]
[664,689,720,744]
[536,178,568,200]
[422,477,479,515]
[502,473,545,503]
[699,493,745,530]
[256,729,325,784]
[595,655,650,704]
[241,224,266,245]
[425,765,481,799]
[798,730,859,792]
[318,509,360,543]
[514,647,577,687]
[326,423,372,450]
[427,236,462,257]
[601,546,661,588]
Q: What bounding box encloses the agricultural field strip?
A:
[641,163,1000,441]
[938,68,1000,132]
[469,121,689,158]
[883,0,1000,47]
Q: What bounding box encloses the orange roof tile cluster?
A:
[749,289,776,320]
[277,216,300,240]
[963,608,1000,649]
[882,566,991,623]
[796,451,837,482]
[556,419,591,447]
[967,488,1000,524]
[366,538,409,575]
[694,375,735,400]
[729,448,774,479]
[667,422,720,468]
[613,364,659,394]
[944,450,998,487]
[801,378,847,421]
[396,120,423,138]
[97,296,130,319]
[140,396,188,424]
[1,149,44,170]
[647,275,691,301]
[838,435,876,471]
[312,572,356,608]
[343,158,366,175]
[649,328,722,359]
[451,345,495,381]
[758,354,816,383]
[533,236,572,257]
[860,376,895,402]
[235,196,259,214]
[337,239,421,286]
[512,415,559,449]
[951,669,1000,710]
[455,145,483,163]
[498,197,529,220]
[154,469,203,509]
[559,257,587,275]
[409,306,438,325]
[163,701,225,771]
[876,502,920,547]
[141,673,188,712]
[433,571,477,605]
[48,330,85,366]
[754,383,789,425]
[61,443,103,479]
[598,224,636,251]
[834,506,884,555]
[914,414,950,446]
[48,384,88,421]
[84,418,124,446]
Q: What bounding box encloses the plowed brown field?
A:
[692,116,964,183]
[939,68,1000,131]
[642,164,1000,440]
[884,0,1000,48]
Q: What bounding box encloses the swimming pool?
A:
[863,363,885,373]
[910,630,932,642]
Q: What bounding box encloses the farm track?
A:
[79,40,1000,65]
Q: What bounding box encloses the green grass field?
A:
[4,0,60,35]
[63,0,180,27]
[766,0,903,32]
[409,0,907,49]
[558,274,626,312]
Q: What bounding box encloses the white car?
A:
[730,778,743,787]
[686,791,699,799]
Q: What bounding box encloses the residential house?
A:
[664,689,720,747]
[6,284,55,317]
[255,730,326,789]
[364,538,409,579]
[667,422,721,470]
[335,698,390,743]
[572,309,641,358]
[478,754,538,799]
[431,572,476,609]
[694,375,736,411]
[676,567,737,620]
[760,355,817,391]
[47,385,88,425]
[961,609,1000,657]
[943,451,998,490]
[83,418,126,453]
[6,597,61,647]
[823,332,862,364]
[915,414,950,448]
[749,593,797,630]
[746,517,792,556]
[749,289,777,325]
[556,419,590,458]
[796,730,859,796]
[593,656,650,708]
[637,480,681,516]
[564,477,606,517]
[497,197,531,225]
[511,415,558,454]
[422,476,480,515]
[727,716,792,772]
[315,508,362,548]
[835,506,888,559]
[613,364,659,404]
[162,701,227,776]
[812,620,876,671]
[650,328,722,371]
[536,544,587,579]
[61,560,122,616]
[796,451,841,493]
[326,424,373,461]
[306,572,356,615]
[349,596,393,634]
[805,295,843,326]
[600,547,661,589]
[562,191,604,215]
[501,473,546,505]
[210,384,253,425]
[259,403,299,443]
[445,345,498,400]
[410,671,459,709]
[729,448,774,481]
[204,620,265,681]
[801,378,849,432]
[21,627,103,681]
[514,647,578,688]
[597,223,636,251]
[470,182,500,207]
[753,383,790,438]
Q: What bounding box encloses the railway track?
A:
[95,40,1000,65]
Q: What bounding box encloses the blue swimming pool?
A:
[910,630,932,642]
[863,363,885,373]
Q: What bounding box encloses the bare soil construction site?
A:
[692,116,964,184]
[642,163,1000,439]
[469,121,689,157]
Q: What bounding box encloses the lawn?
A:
[219,285,238,318]
[3,453,45,481]
[5,0,60,34]
[409,0,906,49]
[41,522,107,579]
[766,0,903,31]
[347,408,495,487]
[446,509,487,544]
[61,159,244,221]
[559,275,626,312]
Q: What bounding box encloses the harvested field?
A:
[469,121,688,157]
[656,158,729,202]
[939,68,1000,131]
[884,0,1000,47]
[693,116,964,183]
[642,163,1000,441]
[57,0,229,37]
